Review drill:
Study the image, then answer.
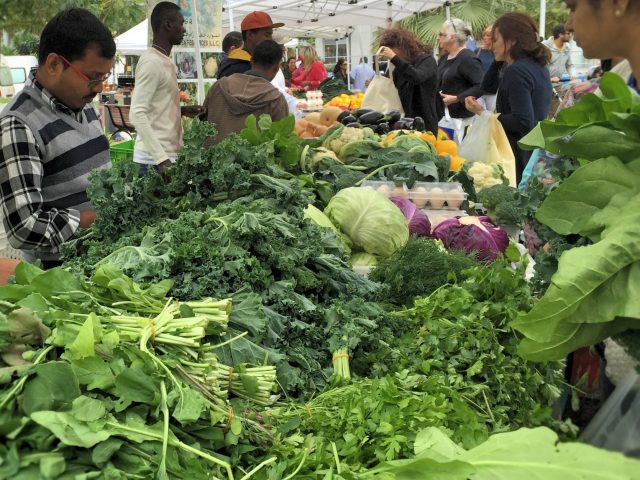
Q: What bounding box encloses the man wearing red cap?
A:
[217,11,284,79]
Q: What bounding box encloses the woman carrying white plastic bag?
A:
[464,12,552,183]
[458,110,517,187]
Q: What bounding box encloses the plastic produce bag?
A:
[437,107,473,145]
[459,111,517,187]
[362,62,403,114]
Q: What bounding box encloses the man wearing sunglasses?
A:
[0,8,115,268]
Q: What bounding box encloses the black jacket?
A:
[216,57,251,79]
[482,59,552,180]
[436,49,484,119]
[390,54,439,135]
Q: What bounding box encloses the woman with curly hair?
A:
[377,28,439,134]
[466,12,552,181]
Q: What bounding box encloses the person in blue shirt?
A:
[350,57,375,91]
[465,12,552,182]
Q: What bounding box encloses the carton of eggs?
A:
[305,90,324,110]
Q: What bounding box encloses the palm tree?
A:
[398,0,568,47]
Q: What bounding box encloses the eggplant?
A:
[337,110,352,123]
[375,122,390,135]
[394,118,414,130]
[341,114,357,125]
[345,122,362,128]
[385,110,402,123]
[352,108,374,118]
[411,117,426,132]
[358,111,385,125]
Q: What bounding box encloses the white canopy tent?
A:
[223,0,446,39]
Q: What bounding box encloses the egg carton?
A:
[361,181,409,199]
[408,182,467,210]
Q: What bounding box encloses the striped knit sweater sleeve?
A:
[0,115,80,251]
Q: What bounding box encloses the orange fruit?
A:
[436,139,458,156]
[420,132,437,145]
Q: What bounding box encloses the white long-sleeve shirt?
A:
[271,69,303,119]
[130,48,182,165]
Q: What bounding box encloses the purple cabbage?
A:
[432,215,509,260]
[389,196,431,237]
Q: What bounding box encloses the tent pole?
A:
[444,0,451,20]
[539,0,547,39]
[192,0,205,105]
[228,3,235,31]
[387,1,393,29]
[347,31,351,90]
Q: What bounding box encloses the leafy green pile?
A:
[386,260,566,432]
[0,263,276,479]
[364,426,640,480]
[64,193,384,398]
[515,73,640,361]
[369,237,477,306]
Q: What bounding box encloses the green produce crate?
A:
[109,139,134,165]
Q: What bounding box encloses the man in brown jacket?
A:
[204,39,288,143]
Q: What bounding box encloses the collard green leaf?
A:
[92,438,124,465]
[514,192,640,359]
[535,157,640,238]
[39,453,66,478]
[22,362,81,415]
[172,389,206,425]
[70,356,115,390]
[368,427,640,479]
[66,314,101,359]
[553,125,640,162]
[114,368,158,405]
[30,410,111,448]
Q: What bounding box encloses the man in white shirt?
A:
[130,1,202,175]
[350,56,375,92]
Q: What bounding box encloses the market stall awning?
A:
[114,20,148,55]
[223,0,446,39]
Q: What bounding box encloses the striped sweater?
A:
[0,74,110,261]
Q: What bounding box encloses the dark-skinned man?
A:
[0,8,114,269]
[204,39,288,143]
[130,2,202,176]
[217,11,284,79]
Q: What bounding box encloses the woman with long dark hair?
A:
[377,28,439,134]
[466,12,552,181]
[333,58,348,84]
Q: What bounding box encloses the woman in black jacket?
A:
[437,18,484,120]
[378,28,439,134]
[465,12,552,182]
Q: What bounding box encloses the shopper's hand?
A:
[550,76,560,83]
[440,93,459,106]
[377,46,397,60]
[181,105,205,118]
[158,159,173,173]
[79,210,97,228]
[301,80,311,87]
[465,96,485,115]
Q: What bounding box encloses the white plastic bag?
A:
[459,111,517,187]
[438,107,474,145]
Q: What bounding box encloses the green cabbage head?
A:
[324,187,409,257]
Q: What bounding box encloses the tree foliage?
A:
[0,0,146,38]
[398,0,570,47]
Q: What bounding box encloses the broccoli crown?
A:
[477,184,518,210]
[477,184,524,225]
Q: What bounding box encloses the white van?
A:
[0,56,15,100]
[5,55,38,93]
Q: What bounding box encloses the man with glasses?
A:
[543,24,575,83]
[0,8,115,268]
